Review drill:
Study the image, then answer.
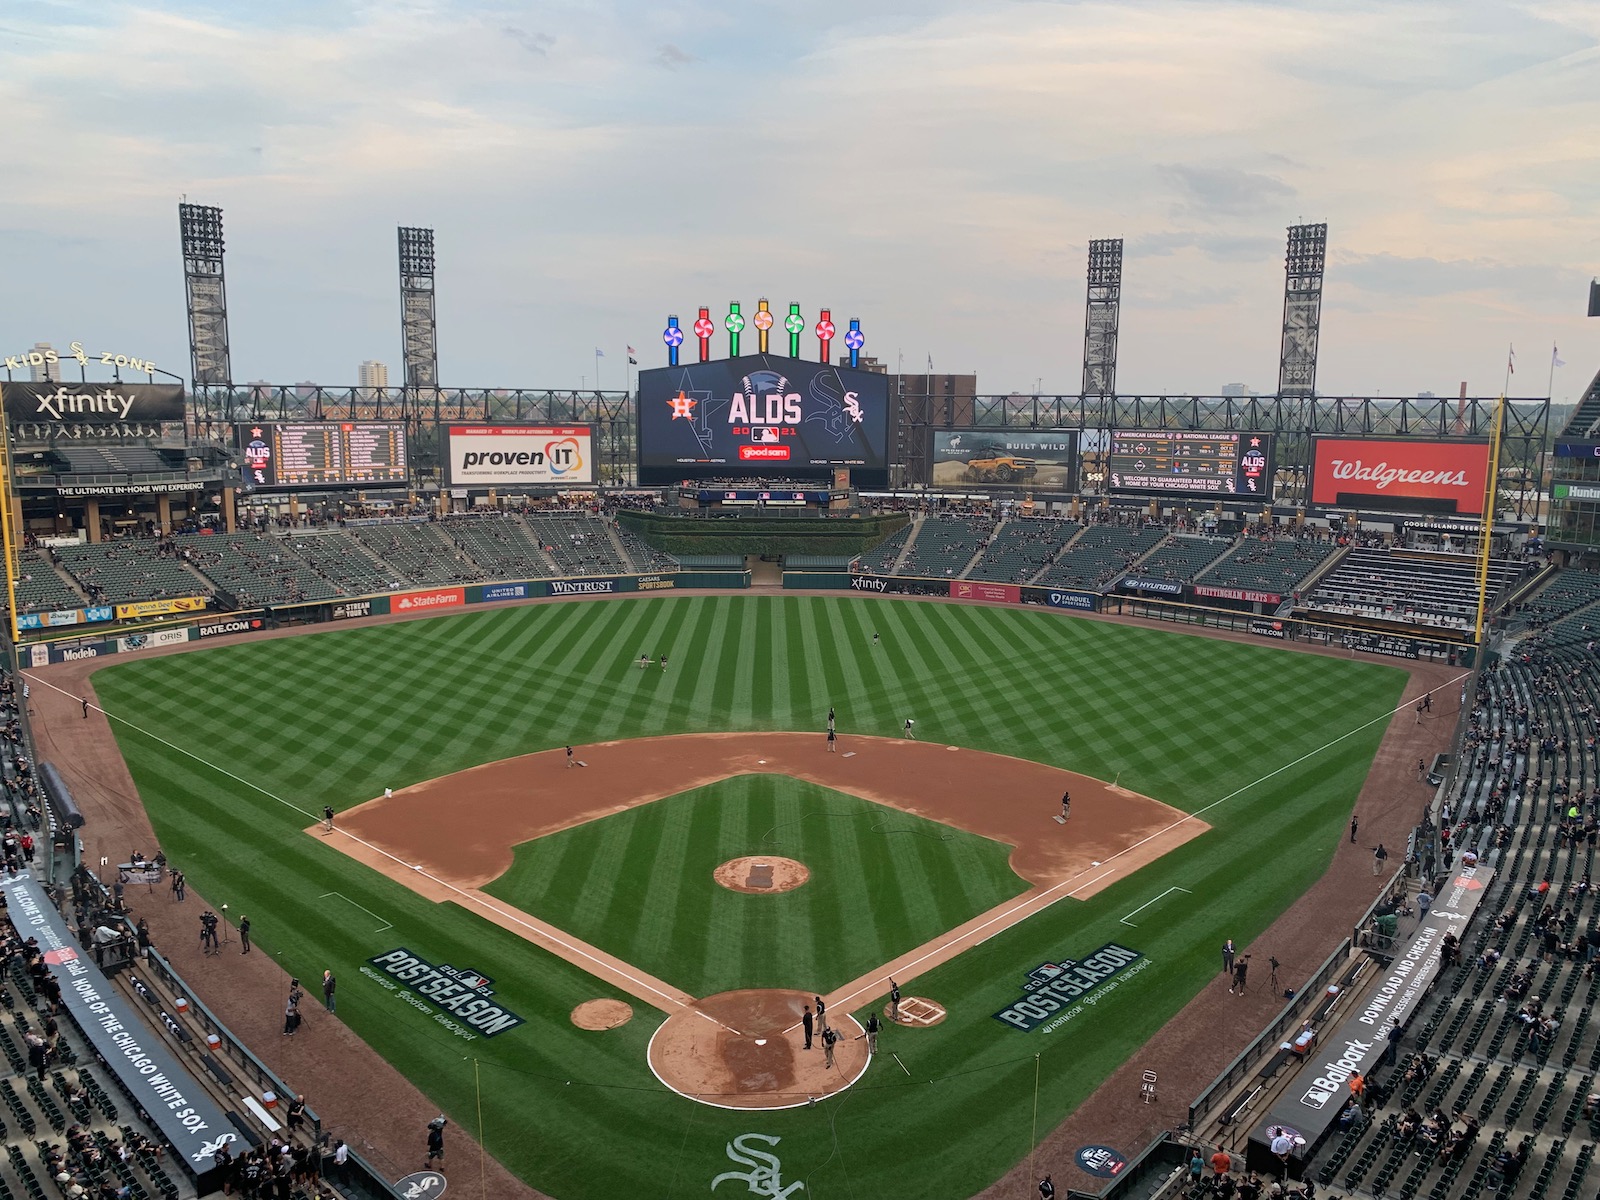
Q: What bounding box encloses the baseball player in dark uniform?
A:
[859,1011,881,1054]
[1060,791,1071,821]
[802,1005,815,1050]
[565,745,575,768]
[827,728,837,752]
[822,1024,839,1068]
[889,978,901,1021]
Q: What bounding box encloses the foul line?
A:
[1119,886,1192,928]
[320,891,393,933]
[26,671,703,1023]
[826,670,1470,1012]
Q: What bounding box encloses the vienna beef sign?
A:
[1311,438,1490,516]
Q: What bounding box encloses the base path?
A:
[326,733,1209,1013]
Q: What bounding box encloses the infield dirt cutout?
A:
[571,999,633,1031]
[318,732,1207,1106]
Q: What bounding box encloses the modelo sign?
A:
[447,426,593,486]
[1311,438,1490,516]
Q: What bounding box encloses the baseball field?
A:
[84,594,1407,1197]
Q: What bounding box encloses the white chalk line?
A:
[27,671,708,1024]
[826,670,1470,1012]
[1120,886,1193,928]
[319,891,394,933]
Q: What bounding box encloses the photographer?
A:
[426,1117,446,1169]
[199,910,220,954]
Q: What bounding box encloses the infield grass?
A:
[88,595,1410,1198]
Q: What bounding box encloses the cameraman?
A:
[199,910,220,953]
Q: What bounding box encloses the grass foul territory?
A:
[89,595,1406,1199]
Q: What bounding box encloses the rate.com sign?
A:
[1311,438,1491,516]
[446,426,594,486]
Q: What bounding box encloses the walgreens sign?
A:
[1311,439,1490,516]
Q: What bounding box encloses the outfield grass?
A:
[89,596,1408,1198]
[485,774,1030,997]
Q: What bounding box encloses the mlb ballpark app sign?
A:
[993,942,1145,1031]
[1311,438,1490,516]
[447,426,593,486]
[637,354,890,484]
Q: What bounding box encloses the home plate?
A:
[755,1038,767,1046]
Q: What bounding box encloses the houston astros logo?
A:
[670,392,697,420]
[710,1134,803,1199]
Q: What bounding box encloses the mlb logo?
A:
[1027,961,1072,987]
[452,969,492,990]
[1303,1087,1332,1107]
[751,427,781,444]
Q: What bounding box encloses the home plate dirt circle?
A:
[571,999,633,1030]
[714,856,810,894]
[647,989,869,1109]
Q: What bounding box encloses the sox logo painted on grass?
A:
[711,1134,803,1198]
[395,1170,448,1198]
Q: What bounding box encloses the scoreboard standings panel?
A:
[238,422,409,489]
[1106,431,1273,498]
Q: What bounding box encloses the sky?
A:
[1,0,1597,400]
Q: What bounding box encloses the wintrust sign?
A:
[1311,439,1490,516]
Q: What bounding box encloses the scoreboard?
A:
[1106,431,1273,498]
[238,422,409,489]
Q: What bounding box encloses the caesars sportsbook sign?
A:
[446,426,594,486]
[993,942,1146,1032]
[1310,438,1490,516]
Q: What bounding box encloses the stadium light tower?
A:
[398,226,439,418]
[1082,239,1122,401]
[179,203,232,388]
[1276,223,1327,399]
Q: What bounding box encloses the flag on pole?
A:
[1507,345,1515,375]
[1553,344,1565,368]
[627,345,638,365]
[927,354,934,372]
[595,347,606,357]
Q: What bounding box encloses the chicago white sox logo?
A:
[710,1133,804,1199]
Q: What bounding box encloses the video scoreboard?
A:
[238,422,409,489]
[1107,431,1272,498]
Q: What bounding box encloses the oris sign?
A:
[1310,438,1491,516]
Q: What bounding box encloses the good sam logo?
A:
[993,943,1144,1031]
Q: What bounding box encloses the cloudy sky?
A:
[2,0,1597,399]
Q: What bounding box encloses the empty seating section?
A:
[178,532,338,606]
[442,516,552,579]
[282,531,395,596]
[1303,634,1600,1200]
[51,447,183,475]
[1512,571,1600,634]
[965,519,1080,584]
[51,543,206,607]
[524,515,629,576]
[1306,549,1526,633]
[1133,534,1231,583]
[1034,523,1165,591]
[895,516,994,578]
[1197,536,1338,595]
[8,552,84,614]
[854,522,915,574]
[348,522,485,585]
[613,525,678,574]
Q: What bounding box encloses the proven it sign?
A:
[447,426,593,485]
[1311,438,1490,516]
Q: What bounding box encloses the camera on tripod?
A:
[199,910,221,951]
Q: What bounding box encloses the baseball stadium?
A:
[2,213,1599,1200]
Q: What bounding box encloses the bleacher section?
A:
[1296,645,1600,1200]
[853,522,916,574]
[179,533,339,607]
[281,531,395,597]
[52,543,208,607]
[965,518,1080,584]
[525,515,630,576]
[895,516,995,579]
[347,522,486,586]
[1305,549,1527,634]
[1034,523,1165,591]
[9,551,85,614]
[441,515,552,579]
[1511,571,1600,634]
[1133,534,1232,584]
[614,524,678,574]
[1196,535,1339,596]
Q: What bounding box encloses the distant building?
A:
[837,355,887,374]
[1220,382,1258,397]
[358,360,389,391]
[29,343,59,383]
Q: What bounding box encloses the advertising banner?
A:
[1037,589,1100,611]
[1248,619,1288,639]
[474,582,532,603]
[637,355,889,484]
[1107,432,1273,498]
[636,574,676,592]
[1250,865,1492,1169]
[393,587,465,614]
[1552,482,1600,502]
[548,577,635,597]
[195,614,267,639]
[951,580,1021,604]
[1194,584,1282,605]
[331,597,389,620]
[931,430,1079,490]
[1117,576,1184,596]
[49,641,111,663]
[0,875,236,1182]
[1339,630,1420,659]
[1310,438,1491,515]
[114,597,207,620]
[117,628,194,652]
[992,943,1147,1032]
[14,605,115,630]
[446,426,593,486]
[2,382,186,426]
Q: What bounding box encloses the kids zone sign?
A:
[636,355,890,485]
[993,942,1147,1032]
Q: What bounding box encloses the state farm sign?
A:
[1311,439,1490,516]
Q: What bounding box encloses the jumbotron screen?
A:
[637,355,890,485]
[1106,431,1273,498]
[237,422,409,489]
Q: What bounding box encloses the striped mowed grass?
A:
[90,595,1406,1199]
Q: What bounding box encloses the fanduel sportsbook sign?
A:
[2,382,186,426]
[993,943,1144,1031]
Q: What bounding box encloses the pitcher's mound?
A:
[715,856,810,894]
[647,989,868,1109]
[572,999,633,1030]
